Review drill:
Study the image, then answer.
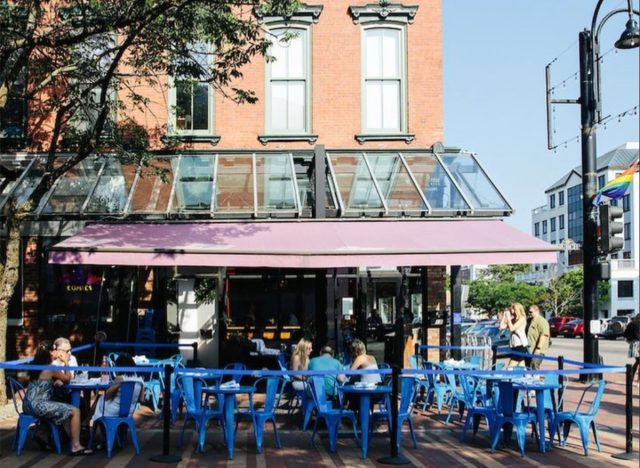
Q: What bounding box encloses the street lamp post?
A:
[577,0,638,372]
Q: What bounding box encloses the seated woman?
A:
[350,339,381,385]
[290,338,312,391]
[23,341,92,456]
[91,354,145,423]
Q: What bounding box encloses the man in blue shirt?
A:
[308,345,345,398]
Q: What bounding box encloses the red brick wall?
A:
[124,0,443,150]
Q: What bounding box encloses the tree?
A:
[540,267,610,317]
[467,277,542,316]
[0,0,298,404]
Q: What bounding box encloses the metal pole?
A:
[558,355,565,412]
[378,365,409,465]
[578,29,600,375]
[150,364,181,462]
[191,342,198,366]
[491,345,497,369]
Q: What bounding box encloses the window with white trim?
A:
[362,26,405,133]
[266,26,310,134]
[168,43,215,136]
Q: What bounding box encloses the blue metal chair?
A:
[176,375,224,453]
[490,381,538,457]
[459,375,496,442]
[520,374,563,446]
[223,362,247,385]
[236,377,285,453]
[464,355,482,367]
[7,377,62,456]
[89,381,142,458]
[424,362,453,414]
[371,376,418,449]
[556,380,606,456]
[144,363,163,412]
[308,376,359,453]
[408,355,431,411]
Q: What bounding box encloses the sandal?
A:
[70,447,94,456]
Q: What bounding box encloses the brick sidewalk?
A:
[0,373,637,467]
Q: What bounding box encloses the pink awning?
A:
[48,220,558,268]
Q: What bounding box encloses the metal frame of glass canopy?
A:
[0,148,513,221]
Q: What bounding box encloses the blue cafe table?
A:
[203,385,255,459]
[512,379,560,453]
[339,384,392,460]
[65,380,111,407]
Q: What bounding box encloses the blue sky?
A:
[443,0,640,232]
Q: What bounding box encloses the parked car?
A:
[480,326,510,348]
[549,316,578,337]
[601,315,632,340]
[559,319,584,338]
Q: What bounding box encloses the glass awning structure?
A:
[0,149,512,220]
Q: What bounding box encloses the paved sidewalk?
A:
[0,367,637,466]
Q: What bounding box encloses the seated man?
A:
[308,345,345,400]
[52,337,78,378]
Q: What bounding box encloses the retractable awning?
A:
[48,220,558,268]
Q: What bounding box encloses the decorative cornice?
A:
[254,4,324,25]
[348,2,419,25]
[162,134,221,146]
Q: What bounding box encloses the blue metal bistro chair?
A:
[176,375,224,453]
[236,376,285,453]
[7,377,62,456]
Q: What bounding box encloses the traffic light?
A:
[598,204,624,254]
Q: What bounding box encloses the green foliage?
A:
[194,278,217,306]
[481,264,531,282]
[468,278,542,315]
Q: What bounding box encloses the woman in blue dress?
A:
[23,341,92,455]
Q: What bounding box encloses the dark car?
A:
[559,319,584,338]
[480,326,510,348]
[601,315,632,340]
[549,316,578,337]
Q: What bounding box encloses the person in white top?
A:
[499,302,529,369]
[91,354,144,423]
[52,337,78,378]
[350,339,381,385]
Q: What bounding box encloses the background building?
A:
[527,142,639,318]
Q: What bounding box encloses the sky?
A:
[442,0,640,233]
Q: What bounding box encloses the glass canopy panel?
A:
[128,157,174,213]
[366,153,425,211]
[9,156,47,207]
[172,155,215,212]
[0,179,18,209]
[293,154,315,211]
[402,153,469,210]
[42,157,103,214]
[439,153,511,210]
[85,158,137,213]
[215,155,254,213]
[327,153,384,211]
[255,154,297,212]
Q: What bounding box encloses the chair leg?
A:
[490,421,502,453]
[15,419,30,456]
[577,422,591,456]
[561,420,572,447]
[126,420,141,455]
[515,424,526,457]
[310,418,320,447]
[591,420,601,453]
[460,412,472,442]
[408,417,418,449]
[272,418,282,449]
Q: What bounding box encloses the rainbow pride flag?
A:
[593,160,638,206]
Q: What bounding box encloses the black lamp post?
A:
[578,0,638,373]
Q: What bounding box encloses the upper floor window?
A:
[362,26,406,134]
[624,222,631,240]
[559,214,565,230]
[534,222,540,236]
[549,194,555,208]
[266,27,310,135]
[542,220,548,234]
[550,217,556,232]
[617,280,633,298]
[598,174,605,189]
[168,43,215,137]
[558,190,565,206]
[623,194,630,212]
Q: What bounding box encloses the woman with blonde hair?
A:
[290,338,312,391]
[499,302,529,368]
[350,339,381,385]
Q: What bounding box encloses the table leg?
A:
[549,390,558,448]
[360,395,370,459]
[71,389,81,407]
[223,395,237,459]
[536,389,546,452]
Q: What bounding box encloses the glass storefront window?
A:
[128,157,174,214]
[85,157,136,213]
[172,155,215,212]
[215,154,255,213]
[439,153,510,211]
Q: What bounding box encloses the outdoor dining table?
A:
[512,379,560,453]
[202,384,255,460]
[65,380,111,407]
[338,384,392,460]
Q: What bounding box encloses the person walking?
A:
[499,303,529,369]
[526,305,550,370]
[623,314,640,384]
